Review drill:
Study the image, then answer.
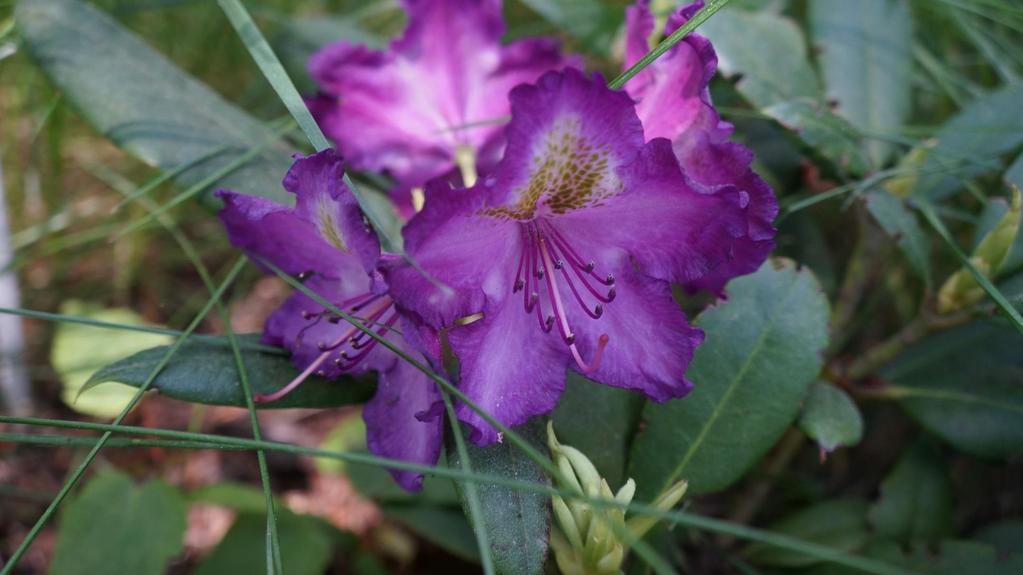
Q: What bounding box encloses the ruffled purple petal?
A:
[385,180,520,328]
[448,297,569,446]
[622,0,777,294]
[554,139,748,285]
[486,68,645,211]
[309,0,570,196]
[364,345,444,491]
[565,259,700,401]
[217,150,380,280]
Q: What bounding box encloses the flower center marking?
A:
[255,294,397,403]
[514,220,611,374]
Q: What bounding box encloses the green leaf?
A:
[84,335,375,409]
[197,512,338,575]
[16,0,293,204]
[744,498,870,568]
[188,482,277,514]
[551,373,643,487]
[867,539,1023,575]
[865,190,932,284]
[973,519,1023,558]
[915,82,1023,200]
[764,98,870,175]
[700,8,821,108]
[448,417,551,575]
[630,259,830,499]
[882,321,1023,459]
[798,382,864,453]
[869,441,955,543]
[51,471,186,575]
[345,455,460,505]
[1006,152,1023,189]
[383,504,480,563]
[516,0,618,49]
[50,301,172,418]
[810,0,913,165]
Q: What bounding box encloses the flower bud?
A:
[938,187,1021,313]
[547,422,688,575]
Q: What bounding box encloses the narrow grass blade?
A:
[0,416,915,575]
[441,391,496,575]
[0,258,247,575]
[609,0,732,90]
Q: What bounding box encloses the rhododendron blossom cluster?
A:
[218,0,776,489]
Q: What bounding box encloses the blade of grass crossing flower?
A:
[216,0,329,150]
[260,258,676,574]
[215,0,403,257]
[441,390,496,575]
[111,168,285,573]
[258,256,560,478]
[918,202,1023,333]
[0,417,914,575]
[0,257,247,575]
[608,0,732,90]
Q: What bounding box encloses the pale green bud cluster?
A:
[547,422,688,575]
[938,187,1021,314]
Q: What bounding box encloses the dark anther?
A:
[514,278,525,292]
[315,370,326,377]
[605,273,615,286]
[536,267,545,279]
[554,259,564,269]
[607,288,617,301]
[327,315,342,324]
[565,333,576,345]
[584,261,595,273]
[593,304,604,318]
[334,358,343,367]
[301,310,314,320]
[297,270,316,282]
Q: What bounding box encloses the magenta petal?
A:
[217,150,380,280]
[285,149,382,275]
[622,1,776,293]
[309,0,570,194]
[555,139,747,285]
[565,262,699,402]
[489,68,645,208]
[364,351,444,491]
[448,298,570,446]
[386,181,520,328]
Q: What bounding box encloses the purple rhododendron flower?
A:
[307,0,570,208]
[386,69,754,445]
[624,0,777,294]
[217,150,442,491]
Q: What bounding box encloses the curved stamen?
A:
[570,334,609,375]
[543,221,616,302]
[543,221,615,286]
[339,312,400,367]
[257,297,394,403]
[538,232,611,373]
[544,234,605,319]
[255,349,333,403]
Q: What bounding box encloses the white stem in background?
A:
[0,158,32,415]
